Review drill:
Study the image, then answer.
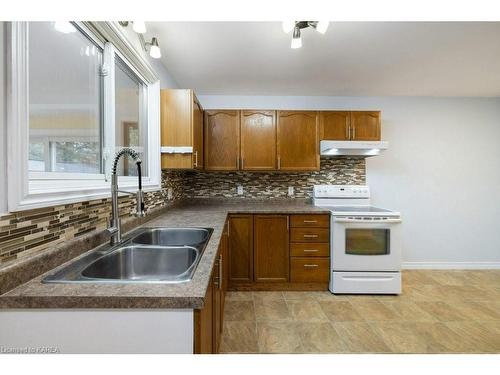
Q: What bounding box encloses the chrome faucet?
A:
[107,148,146,245]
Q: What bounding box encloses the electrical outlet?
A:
[288,186,294,196]
[167,188,173,200]
[237,185,244,195]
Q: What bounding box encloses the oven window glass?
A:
[345,229,390,255]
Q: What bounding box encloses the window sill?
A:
[13,179,162,211]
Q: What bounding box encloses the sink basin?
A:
[131,228,209,246]
[42,226,213,284]
[81,245,199,282]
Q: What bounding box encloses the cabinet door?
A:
[204,110,240,170]
[192,96,204,169]
[277,111,319,171]
[228,215,254,284]
[240,110,276,170]
[254,215,289,283]
[221,222,229,320]
[319,111,350,140]
[160,89,194,169]
[193,279,213,354]
[350,111,381,141]
[212,252,222,353]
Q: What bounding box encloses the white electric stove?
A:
[313,185,402,294]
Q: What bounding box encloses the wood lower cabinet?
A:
[204,110,240,170]
[289,214,330,288]
[254,215,289,283]
[228,213,329,291]
[240,110,276,170]
[277,111,319,171]
[193,276,213,354]
[228,215,254,284]
[194,239,226,354]
[290,257,330,283]
[350,111,381,141]
[212,251,222,353]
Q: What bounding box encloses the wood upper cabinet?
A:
[160,89,203,169]
[319,111,351,141]
[254,215,289,283]
[350,111,381,141]
[240,110,276,170]
[277,111,319,171]
[204,110,240,170]
[192,97,204,169]
[228,215,254,284]
[320,110,381,141]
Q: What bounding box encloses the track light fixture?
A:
[282,21,329,49]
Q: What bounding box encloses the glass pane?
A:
[28,22,103,174]
[346,229,390,255]
[52,141,100,173]
[114,56,148,177]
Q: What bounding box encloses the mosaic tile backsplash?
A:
[0,157,365,265]
[178,157,366,199]
[0,171,183,264]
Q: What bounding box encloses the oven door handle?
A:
[334,218,402,224]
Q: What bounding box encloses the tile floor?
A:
[219,270,500,353]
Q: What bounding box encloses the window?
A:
[114,56,148,177]
[28,22,104,176]
[7,22,161,211]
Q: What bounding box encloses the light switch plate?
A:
[167,188,173,200]
[237,185,244,195]
[288,186,294,196]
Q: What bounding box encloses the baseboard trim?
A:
[402,262,500,270]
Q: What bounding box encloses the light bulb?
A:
[316,21,329,34]
[291,27,302,49]
[149,38,161,58]
[282,21,295,33]
[54,21,76,34]
[133,21,147,34]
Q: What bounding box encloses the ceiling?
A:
[148,22,500,97]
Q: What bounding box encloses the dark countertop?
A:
[0,199,329,309]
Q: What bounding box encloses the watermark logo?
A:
[0,346,60,354]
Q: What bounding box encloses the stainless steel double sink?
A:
[43,227,213,284]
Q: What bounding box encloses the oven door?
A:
[332,217,402,272]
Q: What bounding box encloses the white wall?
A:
[197,95,500,268]
[120,26,178,89]
[0,22,6,214]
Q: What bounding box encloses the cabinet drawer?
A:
[290,214,329,228]
[290,243,329,257]
[290,228,329,243]
[290,257,330,283]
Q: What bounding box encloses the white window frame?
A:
[6,22,161,211]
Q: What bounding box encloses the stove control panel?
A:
[313,185,370,199]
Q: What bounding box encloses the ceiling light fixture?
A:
[291,27,302,49]
[119,22,162,59]
[54,21,76,34]
[147,37,162,59]
[282,21,330,48]
[132,21,147,34]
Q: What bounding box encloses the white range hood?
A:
[320,140,388,157]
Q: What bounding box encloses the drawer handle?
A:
[303,234,318,238]
[303,220,318,223]
[303,249,319,252]
[303,264,319,268]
